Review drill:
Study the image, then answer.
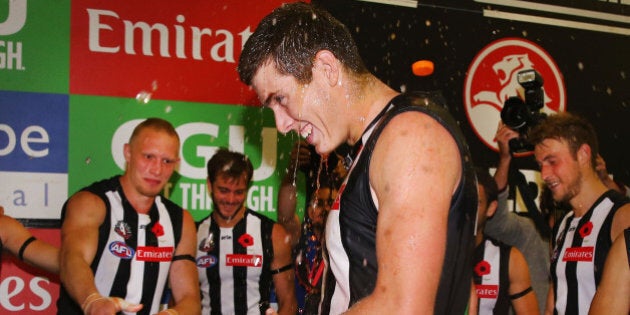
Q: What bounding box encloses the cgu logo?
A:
[111,119,277,181]
[463,38,566,152]
[196,255,217,268]
[0,0,26,36]
[109,241,135,259]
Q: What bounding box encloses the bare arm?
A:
[0,212,59,274]
[166,210,201,314]
[59,191,141,314]
[588,230,630,315]
[277,140,311,248]
[508,247,540,315]
[494,122,519,191]
[270,224,297,315]
[611,204,630,242]
[346,112,462,314]
[544,283,555,315]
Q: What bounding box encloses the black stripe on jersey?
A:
[110,192,136,300]
[206,220,222,315]
[233,218,248,315]
[139,203,161,315]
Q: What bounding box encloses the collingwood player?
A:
[529,113,630,315]
[196,148,296,315]
[57,118,200,315]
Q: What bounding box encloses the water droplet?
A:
[577,62,584,71]
[136,90,152,104]
[165,105,172,113]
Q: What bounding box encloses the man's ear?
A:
[313,50,340,87]
[123,143,131,162]
[577,143,592,167]
[486,200,498,218]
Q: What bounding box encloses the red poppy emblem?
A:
[579,222,593,238]
[238,234,254,247]
[151,222,165,237]
[474,261,491,277]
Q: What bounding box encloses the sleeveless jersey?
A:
[196,209,275,315]
[56,176,184,315]
[550,190,629,315]
[322,92,477,315]
[473,237,511,315]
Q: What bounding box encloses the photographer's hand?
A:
[494,122,520,191]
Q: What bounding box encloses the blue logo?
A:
[109,241,135,260]
[196,255,217,268]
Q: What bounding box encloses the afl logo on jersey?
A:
[196,255,218,268]
[109,241,135,259]
[463,38,566,151]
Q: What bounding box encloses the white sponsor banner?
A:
[0,171,67,219]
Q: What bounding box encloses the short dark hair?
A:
[129,117,179,144]
[238,2,368,85]
[206,148,254,185]
[475,167,498,203]
[528,112,599,169]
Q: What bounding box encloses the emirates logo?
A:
[463,38,566,151]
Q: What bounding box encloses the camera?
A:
[500,69,547,154]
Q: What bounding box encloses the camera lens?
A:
[500,96,529,131]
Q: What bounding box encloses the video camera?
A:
[500,69,547,154]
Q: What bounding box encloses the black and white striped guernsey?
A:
[56,175,184,315]
[550,190,628,315]
[473,237,511,315]
[196,209,275,315]
[322,92,477,315]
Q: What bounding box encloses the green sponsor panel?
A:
[69,94,306,222]
[0,0,70,93]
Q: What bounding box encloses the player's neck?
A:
[118,176,155,214]
[570,173,609,217]
[347,78,399,145]
[213,205,246,228]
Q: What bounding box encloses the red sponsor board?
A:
[226,254,263,267]
[563,246,594,262]
[0,228,60,314]
[69,0,289,105]
[136,246,174,262]
[475,284,499,299]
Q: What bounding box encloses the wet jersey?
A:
[196,209,275,315]
[322,92,477,315]
[550,190,628,315]
[56,175,184,315]
[473,237,511,315]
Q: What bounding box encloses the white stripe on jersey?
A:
[478,239,501,314]
[325,210,351,315]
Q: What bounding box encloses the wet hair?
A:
[129,117,179,144]
[475,167,498,203]
[237,1,369,85]
[206,148,254,185]
[528,112,599,169]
